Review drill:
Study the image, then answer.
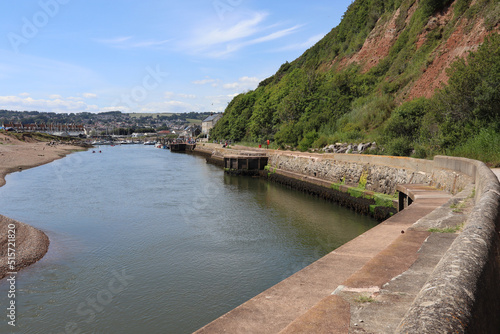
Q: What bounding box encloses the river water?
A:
[0,145,377,333]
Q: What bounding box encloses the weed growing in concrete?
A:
[428,223,465,234]
[355,295,375,303]
[450,201,467,213]
[358,171,368,189]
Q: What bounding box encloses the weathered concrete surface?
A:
[194,185,451,334]
[278,295,350,334]
[397,161,500,334]
[194,146,500,333]
[346,232,458,333]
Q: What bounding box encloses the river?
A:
[0,145,377,333]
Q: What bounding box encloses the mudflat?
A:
[0,133,85,279]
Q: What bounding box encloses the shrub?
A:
[298,130,319,151]
[450,128,500,166]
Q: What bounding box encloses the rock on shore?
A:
[0,215,49,279]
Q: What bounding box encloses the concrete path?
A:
[194,185,452,334]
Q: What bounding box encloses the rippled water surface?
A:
[0,145,377,333]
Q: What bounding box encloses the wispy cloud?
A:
[164,91,196,99]
[192,78,216,85]
[83,93,98,99]
[223,76,259,90]
[192,12,267,48]
[97,36,133,44]
[181,11,302,58]
[96,36,171,49]
[209,25,302,58]
[272,33,325,52]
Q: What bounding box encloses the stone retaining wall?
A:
[267,153,471,195]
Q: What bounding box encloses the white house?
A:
[201,114,222,135]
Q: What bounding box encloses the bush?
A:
[385,137,414,156]
[384,98,429,139]
[298,130,319,151]
[450,127,500,166]
[312,135,329,149]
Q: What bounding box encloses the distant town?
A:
[0,110,222,139]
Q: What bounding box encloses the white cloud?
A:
[130,39,171,48]
[19,92,30,97]
[178,93,196,99]
[96,36,170,49]
[49,94,63,99]
[97,36,133,44]
[164,91,196,100]
[164,91,175,99]
[192,12,267,48]
[211,25,302,58]
[83,93,98,99]
[192,78,217,85]
[182,11,301,58]
[0,95,99,113]
[223,76,260,90]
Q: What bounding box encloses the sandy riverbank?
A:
[0,133,86,279]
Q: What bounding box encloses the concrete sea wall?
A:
[267,153,500,333]
[396,157,500,334]
[195,145,500,333]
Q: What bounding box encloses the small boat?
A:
[144,141,156,145]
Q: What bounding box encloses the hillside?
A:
[210,0,500,165]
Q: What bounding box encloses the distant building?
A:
[157,130,171,136]
[202,114,222,135]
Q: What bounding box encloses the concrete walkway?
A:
[194,185,452,333]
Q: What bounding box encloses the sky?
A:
[0,0,353,114]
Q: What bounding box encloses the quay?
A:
[169,142,196,152]
[224,152,268,176]
[192,143,500,334]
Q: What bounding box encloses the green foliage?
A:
[348,187,365,198]
[428,223,465,233]
[298,130,319,151]
[355,294,376,303]
[383,98,429,156]
[454,0,472,17]
[358,171,368,189]
[449,128,500,167]
[374,193,397,207]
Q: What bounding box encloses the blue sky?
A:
[0,0,352,114]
